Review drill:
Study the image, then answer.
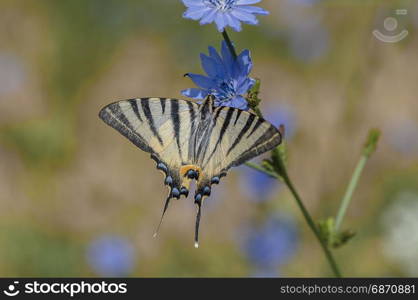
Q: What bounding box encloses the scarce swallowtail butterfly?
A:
[99,95,282,247]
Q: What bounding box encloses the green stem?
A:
[222,29,237,59]
[281,170,342,277]
[334,155,368,232]
[246,162,342,277]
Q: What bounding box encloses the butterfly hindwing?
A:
[193,105,282,199]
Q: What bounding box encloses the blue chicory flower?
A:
[86,235,135,277]
[182,40,255,110]
[182,0,269,32]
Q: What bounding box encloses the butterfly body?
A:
[99,95,281,246]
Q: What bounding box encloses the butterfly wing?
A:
[194,106,282,201]
[99,97,200,199]
[99,97,281,246]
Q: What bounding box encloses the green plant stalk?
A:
[246,162,342,277]
[334,155,367,232]
[280,169,342,277]
[335,128,380,232]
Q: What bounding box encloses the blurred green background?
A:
[1,0,418,277]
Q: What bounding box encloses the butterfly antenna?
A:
[153,195,171,238]
[194,202,202,248]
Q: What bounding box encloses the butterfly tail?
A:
[194,201,202,248]
[153,194,172,238]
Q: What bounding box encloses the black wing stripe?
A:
[141,99,164,146]
[171,100,182,158]
[227,113,256,156]
[212,107,223,124]
[129,99,143,122]
[217,107,234,144]
[234,109,243,125]
[160,98,166,114]
[99,105,152,153]
[203,107,234,167]
[187,101,197,161]
[247,117,265,137]
[231,126,280,167]
[109,104,133,129]
[248,126,277,150]
[195,108,221,161]
[199,108,223,164]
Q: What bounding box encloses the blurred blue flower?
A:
[182,40,255,110]
[239,103,296,202]
[240,165,279,202]
[252,267,280,277]
[182,0,269,32]
[0,53,27,96]
[387,119,418,156]
[287,15,330,63]
[241,213,299,269]
[86,235,135,277]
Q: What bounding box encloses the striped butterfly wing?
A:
[99,96,281,247]
[194,106,282,199]
[99,97,199,199]
[191,104,281,246]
